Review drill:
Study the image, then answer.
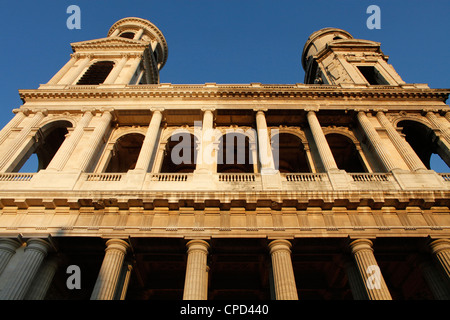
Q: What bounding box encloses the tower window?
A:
[77,61,115,85]
[119,32,135,39]
[357,66,389,85]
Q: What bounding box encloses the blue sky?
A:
[0,0,449,171]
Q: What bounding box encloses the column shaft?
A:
[0,110,28,145]
[0,238,22,276]
[0,238,52,300]
[58,56,91,85]
[268,240,298,300]
[77,111,113,172]
[24,256,58,300]
[183,240,210,300]
[195,109,215,173]
[47,55,78,85]
[357,111,399,171]
[306,111,338,171]
[376,112,426,171]
[256,110,276,171]
[419,258,450,300]
[426,112,450,144]
[134,109,163,171]
[90,239,129,300]
[104,56,128,84]
[349,239,392,300]
[429,239,450,280]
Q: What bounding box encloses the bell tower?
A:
[302,28,406,86]
[43,17,168,87]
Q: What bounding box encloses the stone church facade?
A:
[0,17,449,300]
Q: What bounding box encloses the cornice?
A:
[19,84,450,103]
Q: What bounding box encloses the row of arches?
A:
[16,119,449,174]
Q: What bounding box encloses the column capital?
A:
[105,239,130,254]
[268,239,292,254]
[186,239,210,254]
[429,239,450,255]
[253,108,268,113]
[349,238,374,254]
[150,107,165,113]
[201,107,216,113]
[0,238,22,254]
[25,238,53,256]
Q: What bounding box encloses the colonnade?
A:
[1,107,448,175]
[0,237,448,300]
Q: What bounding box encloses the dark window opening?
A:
[217,133,253,173]
[77,61,115,85]
[272,133,310,173]
[357,66,389,85]
[119,32,135,39]
[160,133,198,173]
[105,133,144,173]
[326,133,366,172]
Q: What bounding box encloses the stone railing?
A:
[283,173,327,182]
[440,173,450,182]
[150,173,190,182]
[349,173,392,182]
[86,173,124,182]
[218,173,258,182]
[0,173,35,182]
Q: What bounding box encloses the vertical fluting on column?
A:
[0,109,28,145]
[183,240,210,300]
[78,110,113,172]
[376,111,426,171]
[268,240,298,300]
[343,259,368,300]
[306,110,338,171]
[58,56,91,85]
[349,239,392,300]
[426,112,450,144]
[419,258,450,300]
[445,112,450,124]
[429,239,450,280]
[356,111,399,171]
[255,110,276,172]
[46,110,94,171]
[0,110,46,171]
[90,239,130,300]
[134,108,163,172]
[0,238,52,300]
[0,238,22,276]
[103,56,128,84]
[47,54,78,85]
[24,256,59,300]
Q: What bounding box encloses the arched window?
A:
[105,133,144,173]
[160,132,198,173]
[398,120,450,172]
[217,133,253,173]
[271,133,310,173]
[77,61,115,85]
[325,133,366,172]
[15,121,72,172]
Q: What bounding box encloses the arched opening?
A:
[217,133,253,173]
[160,132,198,173]
[77,61,115,85]
[119,32,135,39]
[398,120,450,172]
[325,133,366,172]
[105,133,144,173]
[14,121,72,172]
[271,133,310,173]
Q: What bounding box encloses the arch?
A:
[119,32,135,39]
[271,132,311,173]
[105,133,145,173]
[325,133,366,172]
[397,120,450,171]
[15,120,73,172]
[77,61,115,85]
[217,132,254,173]
[160,132,198,173]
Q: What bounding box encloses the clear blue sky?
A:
[0,0,449,171]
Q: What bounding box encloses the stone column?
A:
[306,110,338,171]
[46,110,94,171]
[255,110,276,172]
[349,239,392,300]
[134,29,144,40]
[357,111,399,171]
[343,259,368,300]
[195,108,216,173]
[0,238,52,300]
[426,112,450,144]
[429,239,450,280]
[134,108,163,172]
[58,56,91,85]
[268,240,298,300]
[445,112,450,124]
[183,240,210,300]
[0,109,28,145]
[90,239,130,300]
[104,56,128,84]
[419,258,450,300]
[0,238,22,276]
[376,112,426,171]
[0,110,46,172]
[47,54,78,85]
[24,255,59,300]
[77,110,113,172]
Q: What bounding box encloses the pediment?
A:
[71,37,149,50]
